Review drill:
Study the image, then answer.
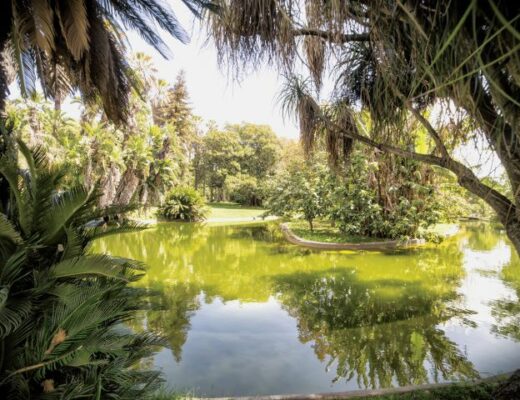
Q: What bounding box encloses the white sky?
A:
[127,2,300,139]
[6,1,300,139]
[6,0,504,179]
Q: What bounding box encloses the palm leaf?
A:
[0,288,32,339]
[49,254,144,281]
[31,0,55,55]
[55,0,90,60]
[41,186,89,244]
[83,221,149,241]
[0,213,22,244]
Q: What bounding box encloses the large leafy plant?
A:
[0,141,163,399]
[159,187,208,222]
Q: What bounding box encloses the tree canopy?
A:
[205,0,520,252]
[0,0,214,122]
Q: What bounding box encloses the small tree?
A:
[266,162,329,231]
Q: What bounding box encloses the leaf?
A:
[0,291,33,339]
[41,186,89,244]
[49,254,144,281]
[0,213,22,244]
[83,221,149,241]
[31,0,55,55]
[56,0,90,60]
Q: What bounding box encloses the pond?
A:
[92,222,520,397]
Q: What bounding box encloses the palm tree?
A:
[0,0,215,123]
[0,139,164,398]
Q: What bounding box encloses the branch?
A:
[292,28,369,43]
[327,119,443,165]
[327,118,516,224]
[407,104,450,159]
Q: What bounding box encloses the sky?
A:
[127,2,300,139]
[5,0,503,179]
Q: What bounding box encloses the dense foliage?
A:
[205,0,520,253]
[159,187,208,222]
[6,58,198,209]
[266,161,330,231]
[329,151,441,239]
[194,123,280,205]
[0,141,163,398]
[266,140,444,240]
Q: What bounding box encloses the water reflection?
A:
[274,270,477,387]
[492,253,520,342]
[150,283,201,362]
[92,222,520,395]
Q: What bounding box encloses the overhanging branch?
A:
[292,28,369,43]
[326,118,516,223]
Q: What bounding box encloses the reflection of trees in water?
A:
[94,222,486,384]
[492,251,520,341]
[465,223,504,251]
[93,222,209,270]
[273,266,477,388]
[228,223,284,243]
[145,283,201,362]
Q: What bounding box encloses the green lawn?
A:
[287,220,389,243]
[287,220,460,244]
[368,382,497,400]
[152,382,498,400]
[208,202,267,220]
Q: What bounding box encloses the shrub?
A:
[159,187,208,222]
[226,174,265,206]
[0,141,163,398]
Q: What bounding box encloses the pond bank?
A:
[280,223,426,251]
[192,373,509,400]
[130,203,273,226]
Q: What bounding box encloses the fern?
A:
[0,142,162,398]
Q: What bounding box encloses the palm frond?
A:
[55,0,90,61]
[83,221,149,241]
[31,0,55,55]
[41,185,89,244]
[0,293,32,339]
[0,213,22,245]
[49,254,144,281]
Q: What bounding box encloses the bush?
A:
[327,152,441,240]
[226,174,265,206]
[159,187,208,221]
[0,141,163,398]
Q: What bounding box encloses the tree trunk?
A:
[308,219,314,232]
[139,184,148,205]
[0,28,13,214]
[113,168,140,206]
[99,163,121,208]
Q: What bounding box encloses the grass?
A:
[287,220,389,243]
[287,220,460,244]
[208,202,266,220]
[151,381,498,400]
[368,381,497,399]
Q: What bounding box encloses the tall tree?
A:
[0,0,213,122]
[155,71,195,139]
[205,1,520,253]
[153,70,198,191]
[229,123,281,179]
[194,127,243,201]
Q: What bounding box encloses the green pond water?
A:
[92,222,520,397]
